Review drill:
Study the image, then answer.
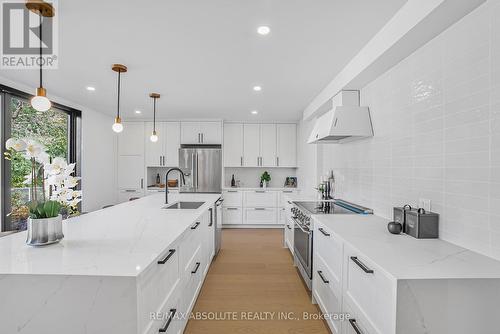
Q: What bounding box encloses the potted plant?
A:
[4,138,82,246]
[260,171,271,188]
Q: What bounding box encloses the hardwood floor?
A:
[184,229,330,334]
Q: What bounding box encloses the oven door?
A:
[293,218,312,279]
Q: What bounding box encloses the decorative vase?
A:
[263,181,267,188]
[26,214,64,246]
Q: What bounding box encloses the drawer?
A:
[244,191,278,208]
[279,190,295,207]
[138,243,180,333]
[313,254,342,334]
[244,208,277,224]
[222,190,242,207]
[179,220,203,273]
[314,222,343,287]
[344,244,395,334]
[343,298,378,334]
[181,248,204,322]
[145,286,182,334]
[223,207,243,224]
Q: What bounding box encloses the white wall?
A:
[319,1,500,260]
[0,76,116,214]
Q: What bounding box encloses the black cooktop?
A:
[295,201,356,214]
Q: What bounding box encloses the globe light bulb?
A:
[112,117,123,133]
[31,88,51,111]
[150,132,158,142]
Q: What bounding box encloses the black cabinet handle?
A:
[157,249,176,264]
[348,319,363,334]
[209,208,213,226]
[208,222,213,227]
[159,308,177,333]
[318,228,330,236]
[191,262,201,274]
[286,224,291,230]
[191,222,200,230]
[317,270,329,284]
[350,256,374,274]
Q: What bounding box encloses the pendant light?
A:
[149,93,160,142]
[111,64,127,133]
[26,1,55,112]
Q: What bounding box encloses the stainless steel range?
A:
[292,199,373,289]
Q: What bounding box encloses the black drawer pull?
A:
[157,249,176,265]
[286,224,291,230]
[208,222,213,227]
[191,262,201,274]
[349,319,363,334]
[317,270,329,284]
[191,222,200,230]
[159,308,177,333]
[318,228,330,236]
[350,256,374,274]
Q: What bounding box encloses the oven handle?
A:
[292,217,311,235]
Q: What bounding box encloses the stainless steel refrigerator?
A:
[178,145,222,193]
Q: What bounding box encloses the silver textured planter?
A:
[26,215,64,246]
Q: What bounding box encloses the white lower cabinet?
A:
[313,220,396,334]
[223,207,243,224]
[118,189,144,203]
[244,190,278,208]
[138,206,214,334]
[244,208,277,225]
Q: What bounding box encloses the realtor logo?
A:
[1,0,58,69]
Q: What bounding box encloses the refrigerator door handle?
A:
[196,153,199,189]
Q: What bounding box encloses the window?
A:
[0,85,81,232]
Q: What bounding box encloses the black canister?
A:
[405,208,439,239]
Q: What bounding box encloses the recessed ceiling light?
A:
[251,110,258,115]
[257,26,270,35]
[135,110,142,114]
[86,86,95,91]
[253,85,262,92]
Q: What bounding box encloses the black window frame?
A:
[0,84,82,232]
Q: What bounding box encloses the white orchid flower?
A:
[37,151,50,164]
[24,141,43,159]
[64,176,80,188]
[6,138,27,152]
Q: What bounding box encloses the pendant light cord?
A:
[117,71,121,118]
[39,14,43,88]
[153,97,156,131]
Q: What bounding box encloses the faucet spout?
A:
[165,168,186,204]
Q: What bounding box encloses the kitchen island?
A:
[0,193,221,334]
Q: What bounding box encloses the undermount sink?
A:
[163,201,205,210]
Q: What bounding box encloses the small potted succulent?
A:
[4,138,82,246]
[260,171,271,188]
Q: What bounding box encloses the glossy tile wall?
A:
[321,1,500,260]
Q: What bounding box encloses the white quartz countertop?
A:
[0,193,221,277]
[313,214,500,280]
[223,187,299,191]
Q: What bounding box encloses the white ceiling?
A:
[1,0,407,121]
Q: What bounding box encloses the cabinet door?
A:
[180,122,201,144]
[117,155,144,190]
[199,122,222,144]
[223,207,242,224]
[244,208,277,224]
[164,122,180,167]
[277,124,297,167]
[117,190,144,203]
[223,123,244,167]
[260,124,277,167]
[243,124,260,167]
[144,122,164,167]
[118,122,144,156]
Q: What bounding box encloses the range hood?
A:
[308,91,373,144]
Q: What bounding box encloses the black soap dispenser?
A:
[231,174,236,187]
[156,173,161,185]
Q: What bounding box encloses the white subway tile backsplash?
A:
[320,1,500,260]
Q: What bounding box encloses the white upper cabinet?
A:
[117,155,144,190]
[181,121,221,144]
[260,124,277,167]
[277,124,297,167]
[243,124,260,167]
[223,123,244,167]
[145,122,180,167]
[164,122,180,166]
[118,122,144,156]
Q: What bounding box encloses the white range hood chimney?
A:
[307,91,373,144]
